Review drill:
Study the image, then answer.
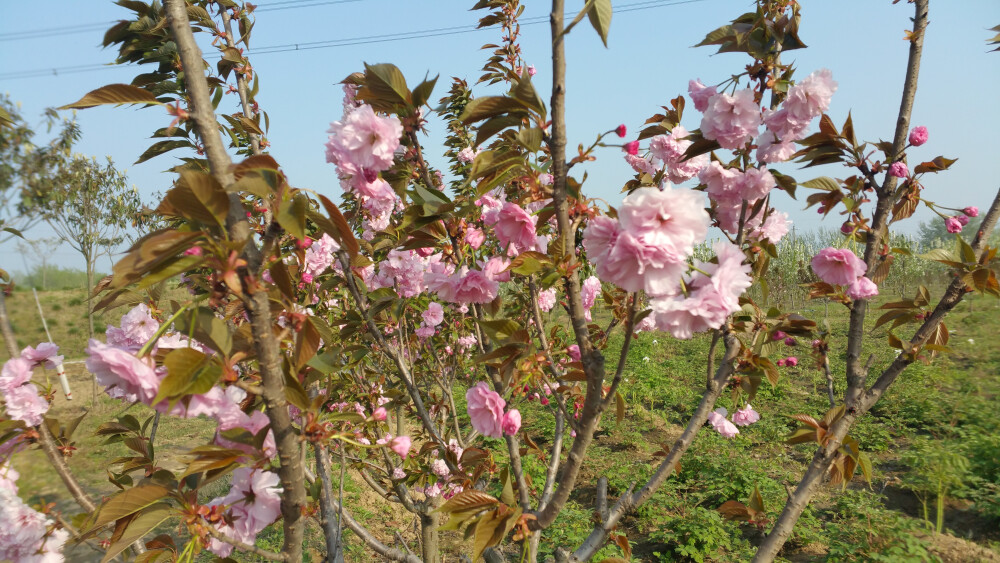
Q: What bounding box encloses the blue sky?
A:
[1,0,998,273]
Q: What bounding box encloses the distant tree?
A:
[15,237,63,290]
[19,125,142,336]
[0,95,40,243]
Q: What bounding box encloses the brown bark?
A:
[163,2,306,559]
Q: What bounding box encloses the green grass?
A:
[7,286,1000,561]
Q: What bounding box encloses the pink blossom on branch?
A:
[908,125,928,146]
[0,357,32,393]
[623,140,640,155]
[325,104,403,176]
[4,384,49,426]
[810,247,867,286]
[688,79,717,112]
[390,436,412,458]
[581,276,602,321]
[494,202,539,252]
[700,88,761,150]
[707,407,740,438]
[465,382,506,438]
[20,342,63,369]
[501,409,521,436]
[731,404,761,427]
[945,216,963,233]
[85,339,162,403]
[888,161,909,178]
[846,277,879,300]
[963,206,979,217]
[537,288,557,313]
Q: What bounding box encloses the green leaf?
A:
[411,74,439,108]
[153,348,221,405]
[101,503,175,563]
[275,192,309,240]
[587,0,613,47]
[460,96,529,125]
[60,83,162,110]
[799,176,840,191]
[82,484,171,535]
[135,140,194,165]
[360,63,410,108]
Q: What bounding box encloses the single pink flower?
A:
[784,337,797,346]
[784,356,799,367]
[501,410,521,435]
[415,326,435,340]
[527,65,537,77]
[945,216,963,233]
[567,344,581,362]
[465,382,506,438]
[623,140,640,155]
[373,407,387,421]
[688,79,717,112]
[537,288,557,313]
[963,206,979,218]
[908,126,928,146]
[707,407,739,438]
[811,247,867,286]
[448,268,500,304]
[184,246,203,256]
[457,146,477,164]
[846,277,879,300]
[731,404,760,427]
[3,383,49,426]
[616,124,627,138]
[756,131,797,163]
[85,339,162,404]
[772,331,787,341]
[224,467,283,535]
[700,88,761,150]
[888,161,909,178]
[390,436,412,458]
[325,103,403,175]
[495,202,539,251]
[422,302,445,327]
[581,276,602,322]
[0,357,33,393]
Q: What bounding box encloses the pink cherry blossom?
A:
[567,344,581,362]
[731,404,760,427]
[648,126,708,183]
[755,130,797,163]
[538,173,554,186]
[432,458,450,477]
[390,435,412,458]
[0,487,68,562]
[465,226,486,249]
[908,125,928,146]
[495,202,539,251]
[944,216,963,233]
[784,356,799,367]
[0,358,33,393]
[707,407,739,438]
[581,276,602,322]
[537,288,557,312]
[303,233,340,277]
[415,326,435,340]
[888,161,909,178]
[502,410,521,436]
[616,124,627,138]
[688,79,717,112]
[85,339,162,403]
[215,409,277,459]
[457,147,477,163]
[444,268,500,304]
[624,153,658,177]
[810,247,867,286]
[422,302,444,327]
[466,382,506,438]
[481,256,512,283]
[752,211,791,243]
[373,407,387,421]
[106,303,159,350]
[846,276,879,300]
[20,343,63,369]
[476,193,505,225]
[963,206,979,217]
[699,161,743,205]
[373,249,426,298]
[956,214,970,226]
[225,468,283,535]
[4,384,49,426]
[784,337,797,346]
[585,187,709,295]
[740,167,776,201]
[623,140,640,155]
[700,88,761,150]
[325,104,403,176]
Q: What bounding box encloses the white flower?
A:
[642,356,651,363]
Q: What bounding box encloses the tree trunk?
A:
[0,291,18,357]
[85,251,95,338]
[420,511,440,563]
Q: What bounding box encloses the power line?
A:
[0,0,362,42]
[0,0,707,81]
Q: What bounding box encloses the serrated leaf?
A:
[60,84,162,110]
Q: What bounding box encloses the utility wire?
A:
[0,0,707,81]
[0,0,362,42]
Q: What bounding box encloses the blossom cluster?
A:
[0,463,68,562]
[707,404,760,438]
[0,343,62,427]
[206,468,283,558]
[810,248,878,299]
[465,382,521,438]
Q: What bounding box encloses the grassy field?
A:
[3,286,1000,561]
